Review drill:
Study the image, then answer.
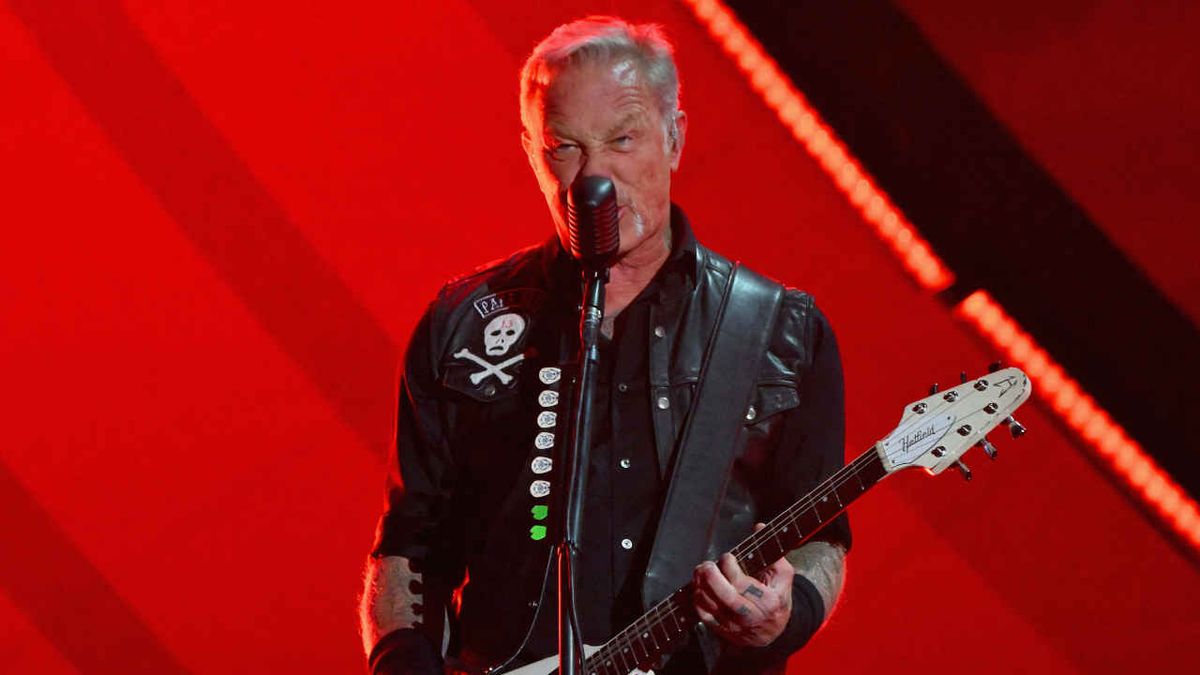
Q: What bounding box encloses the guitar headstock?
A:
[878,367,1032,478]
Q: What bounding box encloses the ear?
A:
[521,129,542,174]
[668,110,688,170]
[521,129,534,161]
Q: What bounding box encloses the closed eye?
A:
[611,134,634,149]
[546,142,580,162]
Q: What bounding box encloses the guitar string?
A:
[730,449,880,566]
[588,449,883,671]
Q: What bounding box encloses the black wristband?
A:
[777,572,825,652]
[711,574,826,674]
[367,628,442,675]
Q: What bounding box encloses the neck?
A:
[603,225,673,318]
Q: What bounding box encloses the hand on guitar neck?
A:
[692,524,794,647]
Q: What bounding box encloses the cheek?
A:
[628,154,671,201]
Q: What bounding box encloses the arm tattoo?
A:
[786,541,846,619]
[358,555,424,654]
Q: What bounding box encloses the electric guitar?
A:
[496,367,1032,675]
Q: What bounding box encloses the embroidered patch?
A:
[443,291,540,400]
[539,367,562,385]
[530,480,551,498]
[473,288,544,320]
[537,411,557,428]
[452,347,525,386]
[534,432,555,450]
[531,456,552,474]
[538,390,560,407]
[482,312,526,356]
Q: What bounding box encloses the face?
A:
[523,58,686,262]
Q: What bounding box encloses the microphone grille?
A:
[567,176,620,265]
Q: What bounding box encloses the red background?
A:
[2,1,1196,673]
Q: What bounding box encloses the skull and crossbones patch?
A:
[443,289,543,400]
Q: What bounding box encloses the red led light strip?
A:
[682,0,1200,553]
[957,291,1200,548]
[681,0,954,292]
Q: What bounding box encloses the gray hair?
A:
[519,16,681,134]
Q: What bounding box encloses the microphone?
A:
[566,175,620,268]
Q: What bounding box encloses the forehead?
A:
[533,58,658,133]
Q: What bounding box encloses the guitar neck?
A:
[582,446,889,674]
[729,447,887,577]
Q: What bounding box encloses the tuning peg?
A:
[1004,416,1027,438]
[960,371,968,384]
[979,438,998,460]
[929,383,940,394]
[955,460,972,481]
[988,360,1004,373]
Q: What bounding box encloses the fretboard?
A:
[581,446,889,675]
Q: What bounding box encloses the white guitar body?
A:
[503,646,653,675]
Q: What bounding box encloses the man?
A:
[360,16,848,675]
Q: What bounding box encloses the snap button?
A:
[653,325,666,338]
[619,458,631,469]
[617,382,629,393]
[656,396,670,410]
[745,405,757,421]
[620,538,633,550]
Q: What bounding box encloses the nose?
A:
[576,149,613,181]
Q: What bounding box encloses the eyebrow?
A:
[604,112,645,138]
[545,110,648,143]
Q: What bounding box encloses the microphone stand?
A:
[557,264,607,675]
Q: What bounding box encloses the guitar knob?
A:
[1004,416,1027,438]
[955,460,972,481]
[979,438,998,460]
[987,360,1004,373]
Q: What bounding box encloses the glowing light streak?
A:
[957,290,1200,550]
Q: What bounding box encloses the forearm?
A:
[786,540,846,621]
[358,555,426,654]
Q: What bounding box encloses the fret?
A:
[628,633,648,667]
[616,642,634,673]
[672,600,691,634]
[835,475,861,505]
[650,615,671,648]
[815,493,840,523]
[796,507,821,535]
[642,624,660,652]
[785,512,807,543]
[765,532,786,563]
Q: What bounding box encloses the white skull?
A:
[483,312,526,356]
